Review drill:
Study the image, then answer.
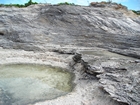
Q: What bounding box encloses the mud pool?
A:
[0,64,74,105]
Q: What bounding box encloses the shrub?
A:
[0,4,4,7]
[24,0,38,7]
[0,0,38,8]
[132,10,140,15]
[58,2,75,6]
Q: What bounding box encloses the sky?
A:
[0,0,139,10]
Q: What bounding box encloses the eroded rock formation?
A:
[0,3,140,105]
[71,53,140,105]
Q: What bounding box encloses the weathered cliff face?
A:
[0,4,140,105]
[0,4,140,53]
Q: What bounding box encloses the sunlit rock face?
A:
[0,3,140,105]
[0,4,140,56]
[0,64,74,105]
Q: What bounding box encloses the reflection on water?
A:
[0,64,74,105]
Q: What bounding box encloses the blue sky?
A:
[0,0,139,10]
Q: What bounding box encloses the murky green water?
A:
[0,64,74,105]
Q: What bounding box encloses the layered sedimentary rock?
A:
[0,3,140,105]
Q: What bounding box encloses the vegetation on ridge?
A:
[0,0,37,8]
[0,0,139,15]
[58,2,75,6]
[132,10,140,15]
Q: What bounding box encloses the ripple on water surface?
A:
[0,64,74,105]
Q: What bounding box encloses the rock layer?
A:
[0,4,140,105]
